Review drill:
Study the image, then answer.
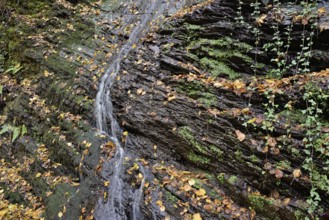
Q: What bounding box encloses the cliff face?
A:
[0,0,329,219]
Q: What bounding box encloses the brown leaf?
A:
[322,127,329,133]
[283,198,291,206]
[267,136,277,147]
[275,169,284,179]
[264,162,272,170]
[235,130,246,142]
[270,147,280,155]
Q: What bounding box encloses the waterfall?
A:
[94,0,187,219]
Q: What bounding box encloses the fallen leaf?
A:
[193,213,202,220]
[167,95,176,101]
[318,7,327,16]
[188,179,195,186]
[275,169,284,179]
[283,198,291,206]
[264,162,272,170]
[293,169,302,178]
[195,188,206,196]
[235,130,246,142]
[214,82,223,88]
[58,211,63,218]
[256,14,267,26]
[36,173,42,178]
[267,136,277,147]
[183,184,192,191]
[302,18,308,25]
[136,88,143,95]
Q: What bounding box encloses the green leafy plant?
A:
[0,124,27,142]
[238,0,327,217]
[5,63,23,75]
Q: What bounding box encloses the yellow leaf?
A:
[195,188,206,196]
[214,82,223,88]
[247,118,257,124]
[156,200,163,206]
[256,14,267,26]
[58,211,63,218]
[235,130,246,142]
[318,7,326,15]
[293,169,302,178]
[123,131,128,136]
[36,173,42,178]
[233,80,246,90]
[132,44,137,49]
[160,205,165,212]
[188,179,195,186]
[71,182,80,186]
[193,213,202,220]
[44,70,50,77]
[167,95,176,101]
[136,88,143,95]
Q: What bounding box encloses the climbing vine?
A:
[236,0,329,217]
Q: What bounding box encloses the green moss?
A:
[277,160,291,170]
[234,150,243,161]
[178,127,223,161]
[165,191,178,204]
[227,175,238,185]
[209,145,224,158]
[46,54,77,76]
[248,195,273,212]
[178,126,208,155]
[249,154,260,163]
[184,24,203,31]
[186,37,259,79]
[200,57,240,79]
[187,152,210,165]
[217,173,226,184]
[46,183,75,219]
[188,37,252,52]
[294,210,305,220]
[177,80,217,107]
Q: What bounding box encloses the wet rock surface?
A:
[0,0,329,219]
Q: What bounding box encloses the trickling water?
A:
[94,0,192,219]
[132,163,145,220]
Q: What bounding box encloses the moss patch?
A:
[186,37,256,79]
[187,152,210,165]
[177,80,217,107]
[248,195,273,212]
[178,126,223,160]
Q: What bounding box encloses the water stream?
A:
[93,0,188,219]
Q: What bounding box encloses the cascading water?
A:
[93,0,189,219]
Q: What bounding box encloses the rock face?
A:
[0,0,329,219]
